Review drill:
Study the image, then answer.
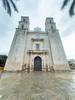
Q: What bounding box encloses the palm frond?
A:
[2,0,7,10]
[2,0,11,15]
[61,0,70,9]
[61,0,75,17]
[69,0,75,16]
[10,0,18,12]
[6,0,11,16]
[2,0,18,16]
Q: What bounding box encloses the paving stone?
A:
[0,71,75,100]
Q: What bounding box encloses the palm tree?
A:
[2,0,18,16]
[1,0,75,17]
[61,0,75,17]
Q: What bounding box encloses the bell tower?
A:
[18,16,29,31]
[45,17,57,71]
[45,17,70,71]
[45,17,56,32]
[5,16,30,71]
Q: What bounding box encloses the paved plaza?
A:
[0,71,75,100]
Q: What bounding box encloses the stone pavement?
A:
[0,71,75,100]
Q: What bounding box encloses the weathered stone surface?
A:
[0,71,75,100]
[5,16,70,71]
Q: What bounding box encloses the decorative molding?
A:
[31,38,44,42]
[27,50,48,54]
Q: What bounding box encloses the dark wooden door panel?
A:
[34,56,42,71]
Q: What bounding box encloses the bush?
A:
[0,55,7,67]
[68,59,75,70]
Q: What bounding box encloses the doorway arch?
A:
[34,56,42,71]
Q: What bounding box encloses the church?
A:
[5,16,70,72]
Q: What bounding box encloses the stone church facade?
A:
[5,16,70,72]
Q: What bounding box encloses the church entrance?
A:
[34,56,42,71]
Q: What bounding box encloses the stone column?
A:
[27,52,31,72]
[45,53,48,72]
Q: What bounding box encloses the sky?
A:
[0,0,75,59]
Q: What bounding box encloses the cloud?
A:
[0,0,75,59]
[62,32,75,59]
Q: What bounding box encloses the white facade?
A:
[5,16,70,72]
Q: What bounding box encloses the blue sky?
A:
[0,0,75,59]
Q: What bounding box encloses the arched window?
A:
[36,44,40,50]
[51,26,53,30]
[23,19,25,22]
[22,25,24,29]
[50,20,51,23]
